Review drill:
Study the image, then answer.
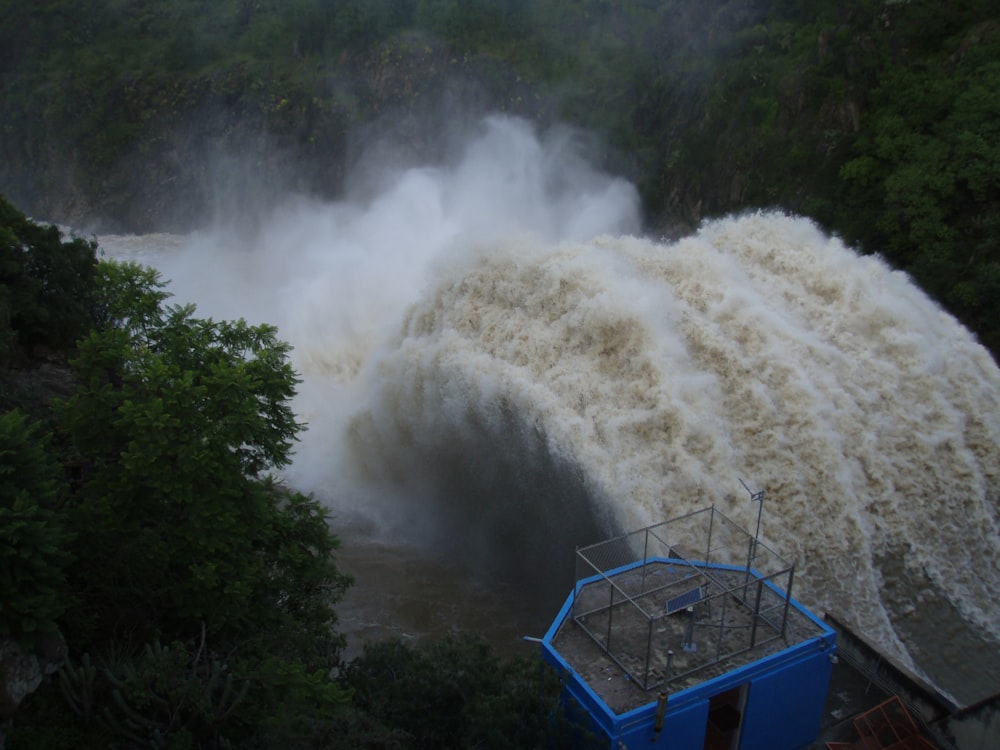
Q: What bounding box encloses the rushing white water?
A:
[99,115,1000,703]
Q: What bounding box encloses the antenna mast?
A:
[739,478,765,601]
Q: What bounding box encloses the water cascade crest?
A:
[100,116,1000,703]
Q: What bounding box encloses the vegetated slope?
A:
[1,191,593,750]
[0,0,998,357]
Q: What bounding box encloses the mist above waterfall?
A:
[100,114,1000,704]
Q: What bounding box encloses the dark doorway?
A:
[703,685,746,750]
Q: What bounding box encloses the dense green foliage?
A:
[0,201,586,748]
[57,260,342,647]
[0,410,73,637]
[0,195,97,369]
[345,635,602,749]
[838,27,1000,353]
[7,249,357,747]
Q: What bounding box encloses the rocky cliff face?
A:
[1,63,350,232]
[0,634,67,748]
[0,32,547,233]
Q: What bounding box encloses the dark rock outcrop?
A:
[0,633,67,748]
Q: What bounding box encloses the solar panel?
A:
[665,587,702,614]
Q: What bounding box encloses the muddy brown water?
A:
[335,536,559,663]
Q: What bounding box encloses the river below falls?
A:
[332,528,1000,707]
[335,534,553,663]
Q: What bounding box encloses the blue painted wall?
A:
[737,649,834,750]
[543,638,836,749]
[543,558,838,750]
[617,698,710,749]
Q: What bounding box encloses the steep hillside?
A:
[1,0,998,355]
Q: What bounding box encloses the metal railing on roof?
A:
[571,506,797,691]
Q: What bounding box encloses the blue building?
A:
[540,507,838,750]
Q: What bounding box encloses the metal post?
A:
[682,607,697,652]
[641,527,650,594]
[606,580,615,652]
[743,537,756,603]
[717,591,728,662]
[749,579,764,648]
[706,506,715,565]
[781,565,795,640]
[573,546,584,621]
[740,480,765,601]
[644,616,654,690]
[654,650,673,735]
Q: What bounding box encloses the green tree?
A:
[0,410,73,638]
[9,257,356,748]
[56,259,349,648]
[345,635,601,749]
[50,634,356,750]
[0,196,97,368]
[840,25,1000,353]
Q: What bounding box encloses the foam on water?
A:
[99,115,1000,701]
[345,216,1000,672]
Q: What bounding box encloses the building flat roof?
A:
[547,558,830,715]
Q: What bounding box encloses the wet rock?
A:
[0,633,67,729]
